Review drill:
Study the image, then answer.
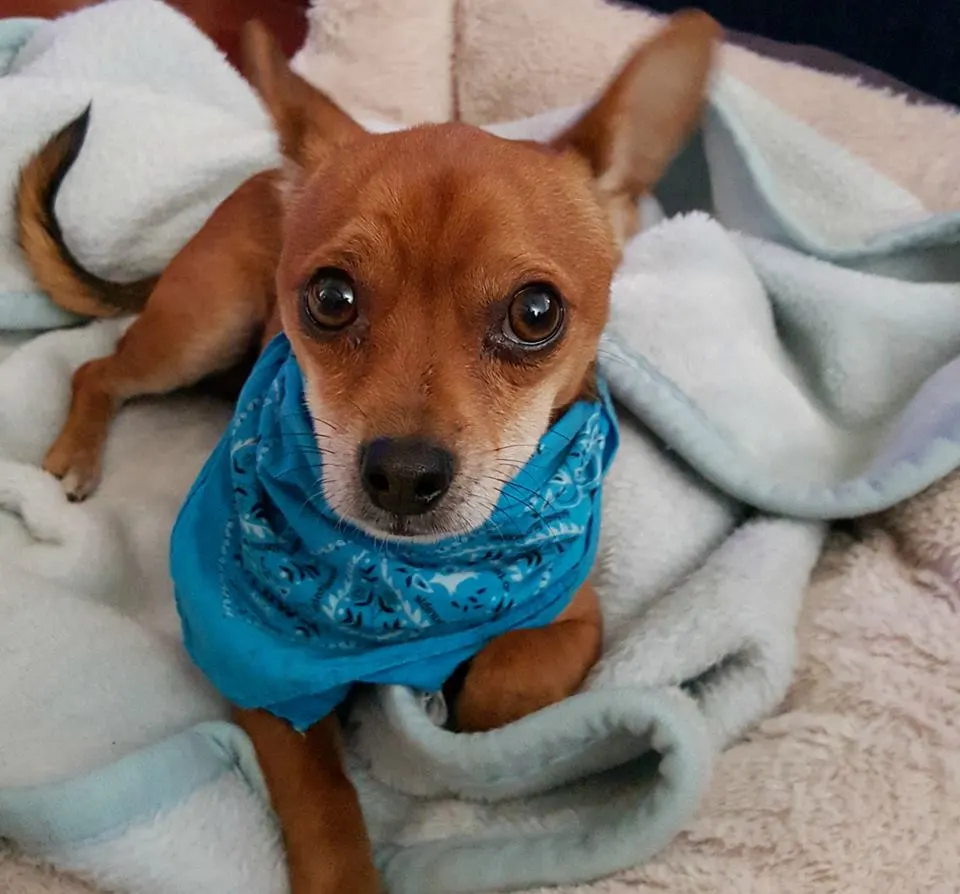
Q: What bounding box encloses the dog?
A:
[17,12,719,892]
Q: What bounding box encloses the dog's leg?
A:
[42,177,280,501]
[235,709,380,894]
[43,294,260,500]
[454,581,603,732]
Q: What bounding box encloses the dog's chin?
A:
[335,500,492,544]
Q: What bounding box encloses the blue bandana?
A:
[170,334,618,731]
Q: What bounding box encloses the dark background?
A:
[4,1,958,108]
[626,0,959,107]
[0,0,310,67]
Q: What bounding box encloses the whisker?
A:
[458,470,555,537]
[475,443,540,456]
[269,460,359,483]
[272,409,344,436]
[489,471,563,528]
[343,395,372,424]
[255,434,333,450]
[309,414,343,433]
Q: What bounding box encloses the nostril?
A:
[366,470,390,494]
[414,471,446,502]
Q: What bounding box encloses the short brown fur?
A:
[16,108,158,318]
[18,12,719,891]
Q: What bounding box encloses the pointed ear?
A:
[552,10,721,245]
[241,20,366,174]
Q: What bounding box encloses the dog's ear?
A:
[552,10,720,245]
[242,20,366,176]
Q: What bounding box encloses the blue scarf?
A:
[170,334,618,731]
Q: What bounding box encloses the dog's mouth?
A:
[332,436,490,542]
[312,431,522,542]
[342,495,490,543]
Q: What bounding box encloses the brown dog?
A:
[17,12,719,892]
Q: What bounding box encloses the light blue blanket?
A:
[1,3,959,894]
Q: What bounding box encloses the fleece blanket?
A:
[0,2,959,893]
[0,0,279,330]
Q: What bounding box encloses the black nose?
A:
[359,437,455,516]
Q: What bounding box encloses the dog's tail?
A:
[15,106,157,318]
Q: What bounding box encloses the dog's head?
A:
[243,13,719,540]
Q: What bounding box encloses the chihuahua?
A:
[17,12,719,893]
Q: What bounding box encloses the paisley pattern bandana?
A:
[170,334,619,731]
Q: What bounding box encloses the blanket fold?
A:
[0,0,278,330]
[0,2,958,893]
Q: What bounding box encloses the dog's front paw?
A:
[42,439,102,502]
[454,681,530,733]
[453,633,569,733]
[288,864,382,894]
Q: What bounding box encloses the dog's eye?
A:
[301,268,357,331]
[503,284,564,346]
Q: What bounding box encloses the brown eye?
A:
[301,268,357,331]
[504,284,564,347]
